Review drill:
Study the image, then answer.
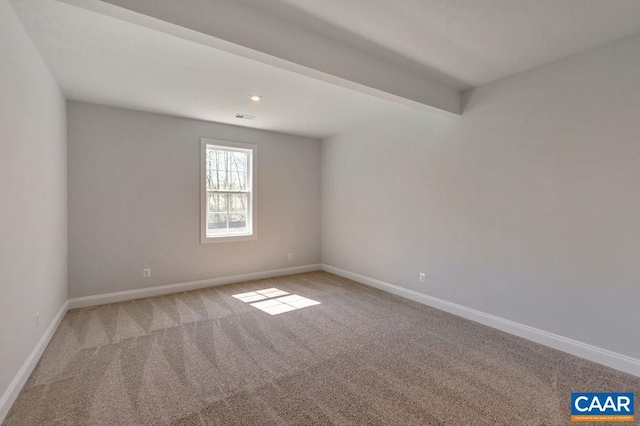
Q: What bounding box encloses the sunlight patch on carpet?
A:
[233,288,320,315]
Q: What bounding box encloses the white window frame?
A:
[200,138,257,243]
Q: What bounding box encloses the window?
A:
[201,138,257,243]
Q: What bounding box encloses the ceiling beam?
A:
[60,0,461,116]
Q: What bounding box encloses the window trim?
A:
[200,138,257,243]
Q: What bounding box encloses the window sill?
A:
[200,233,257,244]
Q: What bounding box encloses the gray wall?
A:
[322,32,640,359]
[0,0,67,401]
[67,102,321,298]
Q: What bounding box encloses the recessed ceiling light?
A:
[250,94,262,102]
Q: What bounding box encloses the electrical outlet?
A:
[419,272,426,282]
[288,253,294,261]
[35,312,40,327]
[143,268,151,278]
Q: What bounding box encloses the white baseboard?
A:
[68,264,322,309]
[321,264,640,378]
[0,300,69,423]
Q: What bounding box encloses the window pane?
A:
[206,149,217,190]
[229,213,247,231]
[216,170,228,191]
[228,171,247,191]
[207,192,227,213]
[229,193,247,213]
[206,169,217,190]
[207,213,228,234]
[206,147,249,191]
[215,150,227,171]
[229,151,248,173]
[206,148,215,169]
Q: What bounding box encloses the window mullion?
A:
[226,192,230,233]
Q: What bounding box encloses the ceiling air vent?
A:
[235,113,256,120]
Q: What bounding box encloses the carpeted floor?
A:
[4,271,639,425]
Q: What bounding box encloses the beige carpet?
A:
[4,271,639,425]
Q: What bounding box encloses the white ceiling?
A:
[10,0,414,139]
[11,0,640,138]
[267,0,640,88]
